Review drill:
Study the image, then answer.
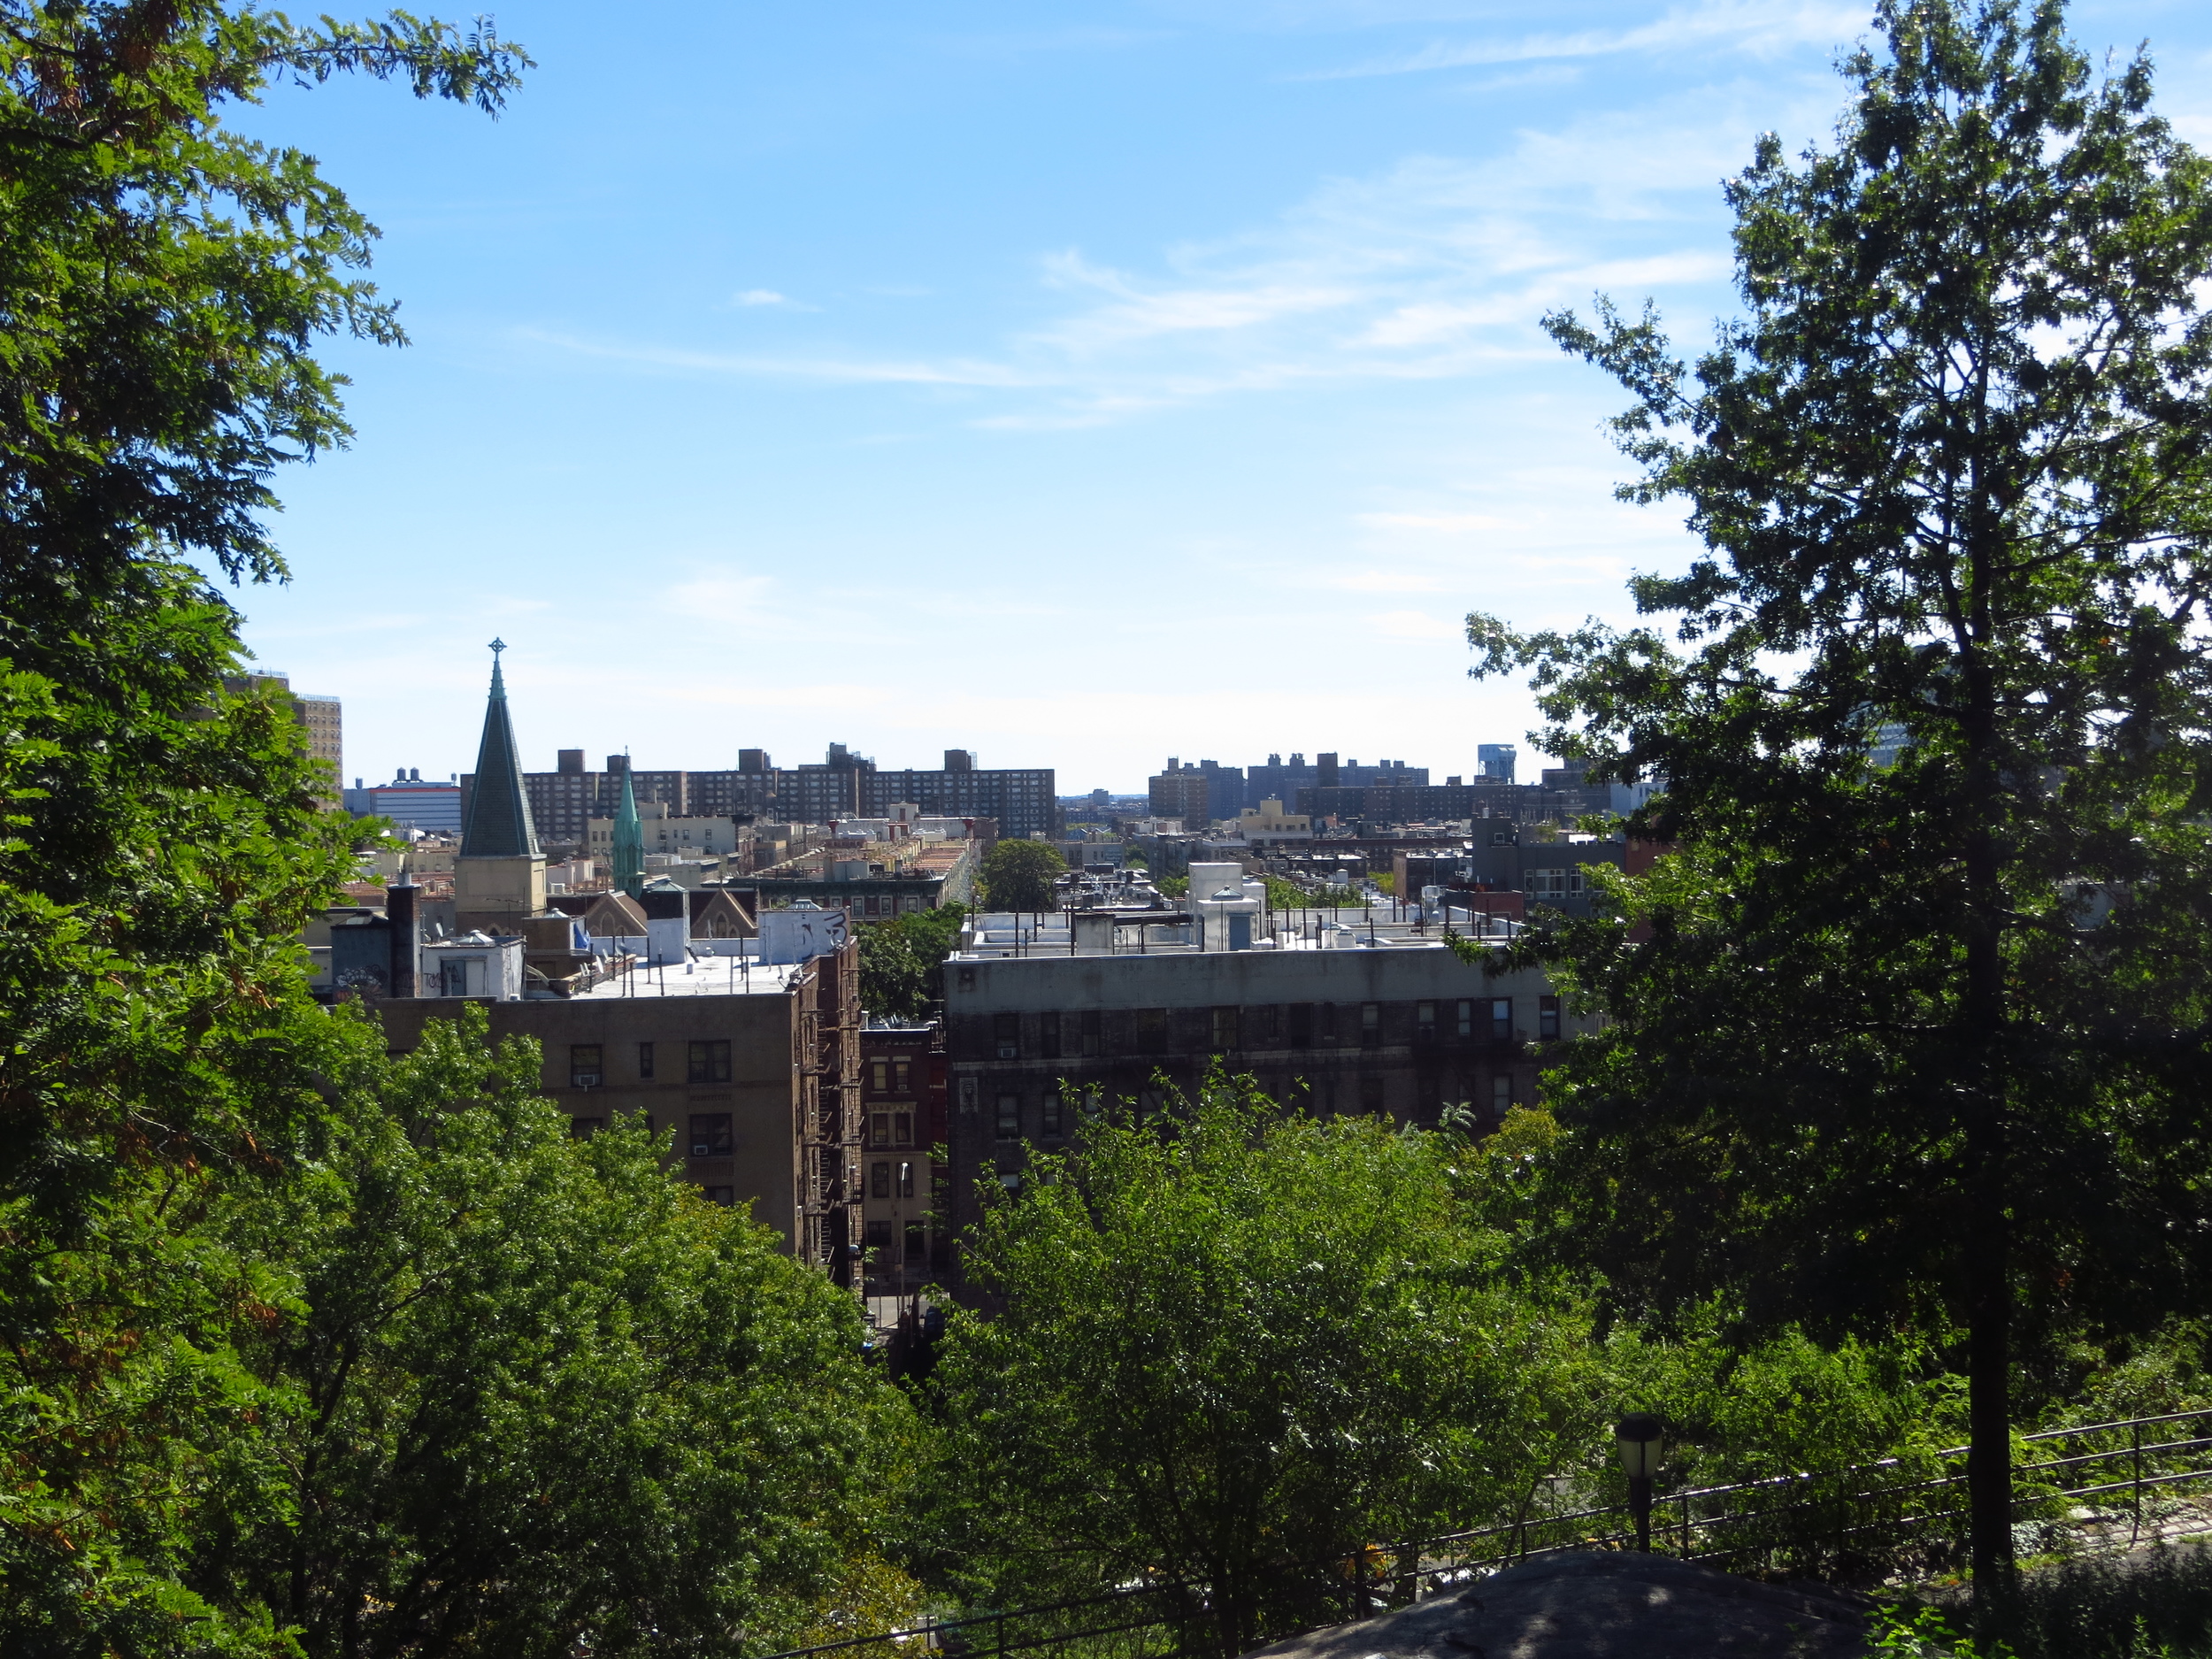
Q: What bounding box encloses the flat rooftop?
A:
[562,958,804,1000]
[952,907,1513,960]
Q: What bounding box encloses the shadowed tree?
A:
[1471,0,2212,1618]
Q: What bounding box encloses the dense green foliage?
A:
[1471,0,2212,1605]
[0,6,926,1653]
[928,1082,1596,1655]
[1261,875,1360,911]
[16,0,2212,1648]
[979,838,1066,911]
[917,1087,1979,1650]
[0,6,528,1645]
[213,1009,913,1657]
[857,903,966,1021]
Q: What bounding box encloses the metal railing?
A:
[759,1408,2212,1659]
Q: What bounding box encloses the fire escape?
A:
[796,943,864,1286]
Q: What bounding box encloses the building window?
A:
[440,958,470,997]
[1491,1076,1515,1116]
[703,1186,735,1206]
[1136,1007,1169,1049]
[1540,995,1561,1040]
[688,1041,732,1084]
[958,966,976,991]
[1211,1006,1240,1051]
[1041,1091,1064,1139]
[1360,1075,1386,1113]
[1319,1002,1338,1044]
[637,1041,654,1079]
[899,1161,916,1199]
[871,1111,893,1148]
[1490,999,1512,1041]
[994,1013,1020,1059]
[689,1113,733,1157]
[569,1115,603,1138]
[894,1111,913,1148]
[570,1044,603,1088]
[894,1059,912,1093]
[904,1217,926,1259]
[871,1060,889,1094]
[1417,1001,1437,1038]
[1287,1002,1313,1048]
[872,1161,891,1198]
[864,1218,895,1252]
[1360,1003,1381,1048]
[1456,1000,1474,1038]
[995,1094,1021,1140]
[1041,1011,1062,1059]
[1079,1010,1102,1056]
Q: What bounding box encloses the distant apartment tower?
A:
[862,749,1057,839]
[1478,744,1517,784]
[350,768,463,834]
[1148,759,1213,828]
[786,742,874,823]
[496,743,1056,846]
[484,751,688,849]
[224,671,341,804]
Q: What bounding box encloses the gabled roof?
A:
[459,646,541,860]
[580,891,649,937]
[690,887,757,938]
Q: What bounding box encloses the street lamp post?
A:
[1614,1413,1665,1554]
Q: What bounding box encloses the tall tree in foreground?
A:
[0,4,527,1647]
[1471,0,2212,1614]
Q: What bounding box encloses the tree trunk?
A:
[1964,1116,2015,1623]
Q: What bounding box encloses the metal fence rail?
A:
[761,1407,2212,1659]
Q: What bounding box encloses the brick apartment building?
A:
[377,937,866,1283]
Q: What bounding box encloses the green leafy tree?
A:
[857,904,967,1021]
[929,1080,1589,1657]
[1471,0,2212,1612]
[216,1009,917,1658]
[979,838,1066,912]
[0,4,526,1647]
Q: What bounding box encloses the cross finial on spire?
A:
[489,637,506,657]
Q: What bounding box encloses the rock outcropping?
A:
[1242,1551,1870,1659]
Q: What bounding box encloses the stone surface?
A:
[1243,1551,1870,1659]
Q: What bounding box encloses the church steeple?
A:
[613,762,644,899]
[460,639,540,859]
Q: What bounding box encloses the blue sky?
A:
[228,0,2212,795]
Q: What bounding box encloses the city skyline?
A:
[220,0,2212,788]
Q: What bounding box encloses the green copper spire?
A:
[613,764,643,899]
[460,639,541,859]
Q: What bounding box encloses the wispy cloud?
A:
[733,288,790,306]
[664,575,780,624]
[1368,609,1466,640]
[518,329,1042,388]
[1324,568,1451,592]
[519,81,1822,428]
[1310,0,1869,78]
[1357,511,1514,533]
